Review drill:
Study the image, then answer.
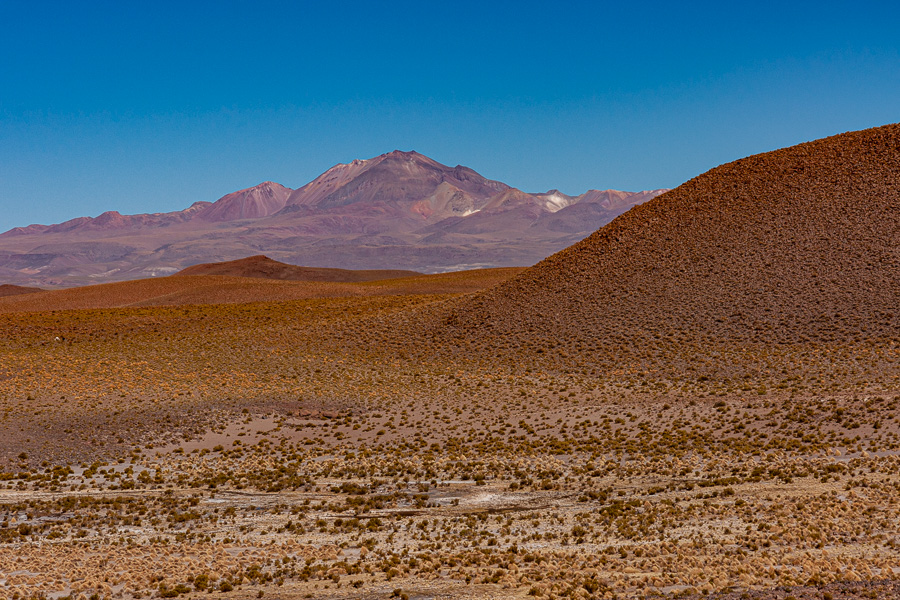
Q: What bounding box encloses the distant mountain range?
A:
[0,150,666,287]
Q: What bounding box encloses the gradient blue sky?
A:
[1,1,898,232]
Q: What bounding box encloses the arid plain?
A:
[1,125,900,600]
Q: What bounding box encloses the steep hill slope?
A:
[442,124,900,355]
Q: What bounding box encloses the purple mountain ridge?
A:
[0,151,666,287]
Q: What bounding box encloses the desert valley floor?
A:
[1,270,899,600]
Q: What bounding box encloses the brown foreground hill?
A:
[0,283,42,297]
[0,267,523,312]
[175,254,420,282]
[431,123,900,367]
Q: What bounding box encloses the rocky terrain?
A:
[0,124,898,600]
[0,151,665,288]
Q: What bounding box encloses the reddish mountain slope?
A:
[176,255,420,282]
[194,182,292,222]
[443,124,900,352]
[286,150,509,213]
[271,151,515,235]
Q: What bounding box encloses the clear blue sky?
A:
[1,1,898,232]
